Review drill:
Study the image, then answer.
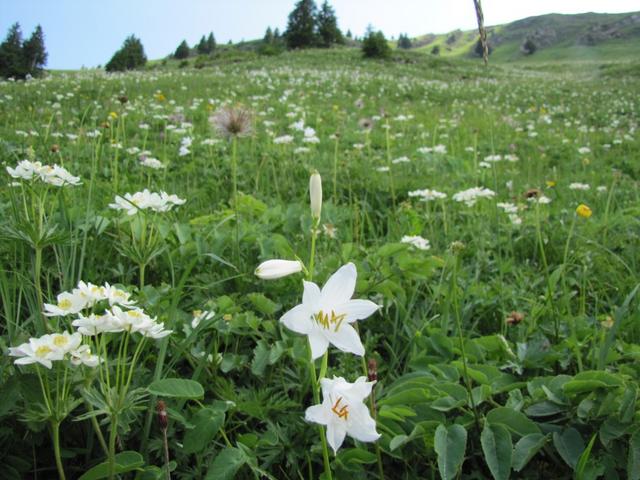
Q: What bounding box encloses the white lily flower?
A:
[305,376,380,454]
[255,259,303,280]
[280,263,379,359]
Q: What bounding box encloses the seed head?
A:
[210,106,253,139]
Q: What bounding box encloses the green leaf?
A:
[205,447,246,480]
[247,293,280,315]
[486,407,540,438]
[628,430,640,480]
[148,379,204,399]
[553,428,585,470]
[563,371,624,395]
[250,341,270,376]
[336,447,377,471]
[598,283,640,370]
[576,434,597,480]
[434,424,467,480]
[481,423,512,480]
[183,408,226,454]
[79,451,144,480]
[512,433,547,472]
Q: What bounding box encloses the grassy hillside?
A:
[412,11,640,63]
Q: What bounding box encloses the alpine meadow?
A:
[1,1,640,479]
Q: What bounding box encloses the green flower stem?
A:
[51,421,66,480]
[384,122,397,212]
[332,136,339,203]
[535,202,560,344]
[108,414,118,480]
[231,137,240,266]
[561,215,583,371]
[308,343,333,480]
[450,254,481,433]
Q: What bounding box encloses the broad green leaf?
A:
[553,428,584,470]
[486,407,540,438]
[336,447,377,472]
[183,408,226,454]
[434,424,467,480]
[512,433,547,472]
[148,378,204,399]
[628,430,640,480]
[247,293,280,315]
[79,451,144,480]
[205,447,246,480]
[481,423,512,480]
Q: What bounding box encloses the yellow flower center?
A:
[331,396,349,420]
[576,204,592,218]
[35,345,52,357]
[58,298,73,310]
[314,310,347,332]
[52,335,68,347]
[128,310,142,318]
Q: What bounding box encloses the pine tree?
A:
[23,25,47,76]
[316,1,343,47]
[174,40,190,59]
[284,0,318,49]
[0,23,26,78]
[105,35,147,72]
[361,27,390,59]
[397,33,412,49]
[197,35,208,54]
[264,27,274,44]
[206,32,216,53]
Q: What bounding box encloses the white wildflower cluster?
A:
[109,189,186,215]
[569,182,590,191]
[417,144,447,155]
[139,156,165,170]
[452,187,496,207]
[179,136,192,156]
[9,331,100,369]
[401,235,431,250]
[273,134,294,145]
[7,159,81,186]
[497,202,522,226]
[407,188,447,201]
[44,280,172,339]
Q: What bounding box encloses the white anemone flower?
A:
[280,263,379,359]
[44,291,87,317]
[305,376,380,454]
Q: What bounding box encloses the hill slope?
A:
[412,11,640,62]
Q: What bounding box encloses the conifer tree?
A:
[197,35,208,54]
[284,0,318,49]
[206,32,216,53]
[0,23,26,78]
[316,1,343,47]
[397,33,412,49]
[105,35,147,72]
[174,40,190,59]
[264,27,274,45]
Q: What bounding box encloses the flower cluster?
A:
[7,159,81,186]
[452,187,496,207]
[9,331,100,369]
[44,280,172,339]
[109,189,186,215]
[401,235,431,250]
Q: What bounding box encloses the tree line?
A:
[0,23,47,79]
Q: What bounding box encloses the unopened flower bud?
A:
[255,259,303,280]
[367,358,378,383]
[156,400,168,430]
[310,171,322,220]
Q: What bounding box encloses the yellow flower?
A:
[545,180,556,188]
[154,92,166,102]
[576,204,592,218]
[108,111,118,120]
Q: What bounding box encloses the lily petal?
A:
[321,263,356,305]
[341,299,379,323]
[302,280,321,307]
[308,332,330,359]
[326,421,347,454]
[347,403,381,442]
[305,404,330,425]
[280,304,314,334]
[326,323,365,356]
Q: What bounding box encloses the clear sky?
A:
[1,0,638,69]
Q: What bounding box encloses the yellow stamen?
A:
[314,310,347,332]
[35,345,52,357]
[52,335,68,347]
[331,397,349,420]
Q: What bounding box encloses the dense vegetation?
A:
[1,44,639,480]
[0,22,47,79]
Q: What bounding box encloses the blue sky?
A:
[2,0,638,69]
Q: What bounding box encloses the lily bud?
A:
[309,171,322,220]
[255,259,303,280]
